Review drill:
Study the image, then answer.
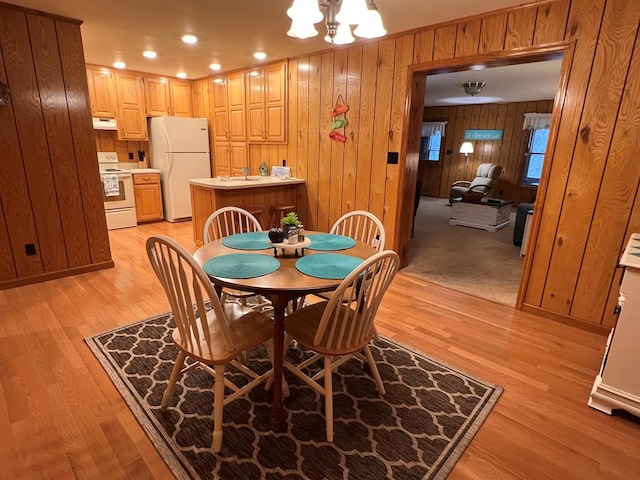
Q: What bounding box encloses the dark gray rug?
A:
[86,312,502,480]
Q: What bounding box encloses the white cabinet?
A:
[589,233,640,417]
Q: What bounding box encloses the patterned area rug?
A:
[86,312,502,480]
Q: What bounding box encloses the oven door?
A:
[101,173,135,210]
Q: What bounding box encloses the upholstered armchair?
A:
[449,163,503,204]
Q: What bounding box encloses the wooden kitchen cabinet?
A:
[86,66,118,118]
[114,72,148,140]
[133,173,163,222]
[213,142,247,177]
[143,76,193,117]
[212,71,246,142]
[246,61,287,143]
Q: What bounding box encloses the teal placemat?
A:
[203,254,279,279]
[222,232,270,250]
[295,254,363,280]
[306,234,357,251]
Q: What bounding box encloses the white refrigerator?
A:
[149,116,211,222]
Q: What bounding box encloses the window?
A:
[522,128,549,186]
[420,132,442,161]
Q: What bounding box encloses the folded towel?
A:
[102,175,120,197]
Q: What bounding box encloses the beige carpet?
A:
[402,196,524,306]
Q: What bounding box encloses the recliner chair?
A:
[449,163,503,204]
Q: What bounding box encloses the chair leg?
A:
[363,345,385,395]
[324,355,334,442]
[162,350,187,407]
[212,364,225,453]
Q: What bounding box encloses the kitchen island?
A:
[190,176,306,246]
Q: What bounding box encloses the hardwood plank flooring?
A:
[0,220,638,479]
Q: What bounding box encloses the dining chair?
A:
[203,206,270,311]
[146,235,274,453]
[330,210,386,253]
[283,250,399,442]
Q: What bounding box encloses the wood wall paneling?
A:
[341,46,363,215]
[572,26,640,324]
[305,55,321,231]
[0,195,16,281]
[55,20,112,265]
[479,14,508,54]
[433,25,457,61]
[370,39,395,232]
[413,29,434,64]
[455,19,481,58]
[354,43,378,213]
[0,8,67,272]
[540,0,640,316]
[329,48,347,226]
[28,13,91,268]
[388,34,415,252]
[421,100,553,204]
[533,0,571,45]
[317,52,334,232]
[504,7,538,50]
[0,14,42,278]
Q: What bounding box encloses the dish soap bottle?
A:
[259,161,268,176]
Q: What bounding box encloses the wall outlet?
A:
[387,152,399,164]
[25,243,36,256]
[128,152,134,160]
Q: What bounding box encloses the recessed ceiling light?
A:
[176,72,187,79]
[253,52,267,60]
[209,63,221,71]
[113,61,126,69]
[143,50,157,59]
[213,78,224,84]
[181,34,198,44]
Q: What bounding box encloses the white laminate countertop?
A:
[129,168,161,174]
[190,176,306,190]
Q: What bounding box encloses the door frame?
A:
[395,41,575,309]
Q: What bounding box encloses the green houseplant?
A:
[280,212,302,239]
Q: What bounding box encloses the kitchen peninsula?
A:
[190,177,306,245]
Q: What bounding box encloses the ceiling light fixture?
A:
[181,34,198,44]
[462,82,485,96]
[209,63,221,71]
[253,52,267,60]
[287,0,386,45]
[113,61,126,69]
[143,50,157,59]
[176,72,187,79]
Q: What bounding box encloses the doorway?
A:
[400,49,568,305]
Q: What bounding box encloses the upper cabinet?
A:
[144,76,193,117]
[86,67,117,118]
[246,61,287,143]
[114,71,148,140]
[212,71,246,143]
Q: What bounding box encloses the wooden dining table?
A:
[193,232,376,432]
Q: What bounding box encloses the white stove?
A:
[98,152,137,230]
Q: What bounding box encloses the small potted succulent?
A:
[280,211,302,239]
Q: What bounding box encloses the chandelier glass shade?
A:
[287,0,387,45]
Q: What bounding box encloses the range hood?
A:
[92,117,118,130]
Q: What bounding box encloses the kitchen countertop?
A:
[116,164,161,174]
[190,176,305,190]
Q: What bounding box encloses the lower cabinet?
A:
[133,173,163,222]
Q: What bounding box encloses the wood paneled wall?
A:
[279,0,640,330]
[93,130,148,164]
[188,0,639,330]
[0,3,112,289]
[421,100,554,205]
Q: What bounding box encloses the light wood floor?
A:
[0,221,638,479]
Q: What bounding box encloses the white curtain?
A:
[421,121,446,137]
[523,113,552,130]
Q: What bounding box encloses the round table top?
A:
[193,231,377,297]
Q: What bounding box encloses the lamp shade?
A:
[459,142,474,155]
[335,0,368,25]
[287,0,323,23]
[353,7,387,38]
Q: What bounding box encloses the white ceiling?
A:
[7,0,529,79]
[425,59,563,107]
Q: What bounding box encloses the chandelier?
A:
[287,0,387,45]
